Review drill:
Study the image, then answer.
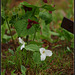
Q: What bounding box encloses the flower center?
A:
[43,51,45,53]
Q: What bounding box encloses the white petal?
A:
[39,48,46,54]
[45,50,52,57]
[41,54,46,61]
[20,44,25,50]
[19,37,25,44]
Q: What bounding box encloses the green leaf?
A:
[51,31,59,36]
[1,7,5,19]
[25,44,40,51]
[33,7,40,15]
[16,46,21,52]
[3,34,11,40]
[40,21,52,42]
[70,42,74,48]
[39,11,52,24]
[42,5,55,11]
[8,61,15,65]
[13,33,18,40]
[21,1,37,8]
[1,25,5,40]
[52,45,62,49]
[29,41,43,46]
[8,49,14,55]
[32,52,41,64]
[11,70,16,75]
[22,11,32,19]
[66,47,72,53]
[21,65,26,75]
[21,1,40,15]
[1,69,6,75]
[14,19,35,36]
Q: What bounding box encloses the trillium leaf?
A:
[14,19,35,36]
[21,1,40,15]
[25,44,40,51]
[32,52,41,64]
[41,5,55,11]
[39,11,52,24]
[29,41,43,46]
[21,1,38,8]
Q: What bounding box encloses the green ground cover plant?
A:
[1,0,74,75]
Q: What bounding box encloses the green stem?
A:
[26,35,29,44]
[6,20,16,51]
[33,31,36,41]
[31,8,36,17]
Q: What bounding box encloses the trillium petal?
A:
[40,48,46,54]
[21,44,25,50]
[28,19,32,23]
[27,24,32,29]
[43,0,47,3]
[19,37,25,44]
[23,6,32,12]
[32,21,39,24]
[45,50,52,56]
[41,54,46,61]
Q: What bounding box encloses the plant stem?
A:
[31,8,36,17]
[6,20,16,51]
[26,35,29,44]
[33,31,36,41]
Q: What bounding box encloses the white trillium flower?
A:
[18,37,25,50]
[40,48,52,61]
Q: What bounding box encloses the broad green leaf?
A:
[25,44,40,51]
[8,49,14,55]
[20,1,40,15]
[32,52,41,64]
[3,34,11,40]
[57,28,74,41]
[14,19,35,36]
[21,1,37,8]
[21,65,26,75]
[33,7,40,15]
[9,13,17,24]
[41,21,53,42]
[22,11,32,19]
[29,41,43,46]
[42,5,55,11]
[39,11,52,24]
